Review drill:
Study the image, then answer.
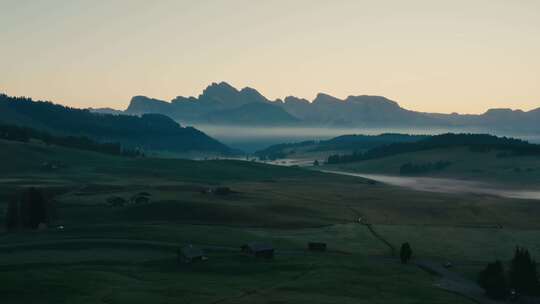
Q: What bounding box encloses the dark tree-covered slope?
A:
[326,133,540,164]
[0,94,233,154]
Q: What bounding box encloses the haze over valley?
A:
[90,81,540,151]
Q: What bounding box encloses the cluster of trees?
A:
[5,188,53,230]
[399,161,452,175]
[326,133,540,164]
[478,247,539,300]
[0,123,143,157]
[0,94,231,154]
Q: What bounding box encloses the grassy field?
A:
[1,139,540,303]
[323,146,540,187]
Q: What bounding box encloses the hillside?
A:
[323,134,540,185]
[255,134,427,161]
[0,123,142,157]
[201,102,299,126]
[0,94,233,155]
[326,133,540,164]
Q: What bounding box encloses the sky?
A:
[1,0,539,114]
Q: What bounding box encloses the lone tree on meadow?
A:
[5,187,50,231]
[400,242,412,264]
[509,246,540,296]
[478,260,507,300]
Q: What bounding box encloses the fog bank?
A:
[324,171,540,201]
[191,125,540,152]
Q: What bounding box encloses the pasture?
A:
[1,139,539,303]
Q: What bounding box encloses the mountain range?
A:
[105,82,539,133]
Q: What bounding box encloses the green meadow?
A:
[1,139,540,303]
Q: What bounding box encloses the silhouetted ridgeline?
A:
[0,123,142,156]
[116,81,540,131]
[0,94,233,154]
[327,134,540,164]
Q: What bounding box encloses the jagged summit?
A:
[345,95,400,107]
[117,82,539,131]
[283,96,310,104]
[313,93,344,104]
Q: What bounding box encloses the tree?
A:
[20,187,48,229]
[509,247,539,296]
[478,260,507,299]
[400,242,412,264]
[313,160,320,166]
[5,188,49,231]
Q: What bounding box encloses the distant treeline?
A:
[314,134,427,152]
[0,123,143,157]
[255,134,426,160]
[327,133,540,164]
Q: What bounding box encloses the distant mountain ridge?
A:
[0,94,233,154]
[111,82,540,132]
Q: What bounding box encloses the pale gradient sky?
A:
[1,0,539,114]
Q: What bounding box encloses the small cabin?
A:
[308,242,327,252]
[178,245,207,263]
[241,242,274,259]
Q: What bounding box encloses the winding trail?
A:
[346,207,502,304]
[348,206,396,256]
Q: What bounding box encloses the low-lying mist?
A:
[191,124,540,152]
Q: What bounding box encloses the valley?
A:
[1,138,540,303]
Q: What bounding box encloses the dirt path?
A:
[348,206,396,256]
[347,208,501,304]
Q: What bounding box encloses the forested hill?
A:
[326,133,540,164]
[0,123,143,157]
[0,94,233,154]
[255,134,427,160]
